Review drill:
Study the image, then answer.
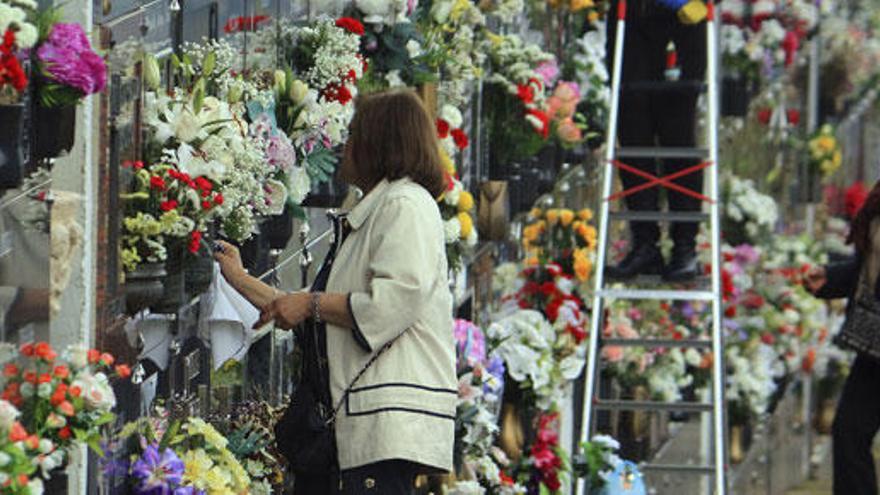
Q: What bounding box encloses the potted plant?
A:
[0,0,38,189]
[30,15,106,160]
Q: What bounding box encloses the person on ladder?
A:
[606,0,710,282]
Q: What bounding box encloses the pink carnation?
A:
[37,23,107,96]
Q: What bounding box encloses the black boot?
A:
[607,244,664,280]
[663,245,699,282]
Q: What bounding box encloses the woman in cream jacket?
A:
[215,90,456,494]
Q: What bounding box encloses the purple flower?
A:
[535,60,560,87]
[37,23,107,96]
[131,444,186,495]
[267,133,297,171]
[484,355,506,395]
[454,319,486,367]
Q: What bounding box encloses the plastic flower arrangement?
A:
[0,0,37,103]
[436,104,470,160]
[34,20,106,107]
[522,207,597,283]
[439,172,478,272]
[574,435,645,494]
[109,413,251,495]
[546,81,588,148]
[807,124,842,180]
[721,173,779,246]
[0,398,44,495]
[0,342,129,478]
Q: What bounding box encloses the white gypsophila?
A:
[760,19,786,47]
[300,18,363,89]
[385,69,405,88]
[444,217,462,243]
[721,25,747,56]
[490,0,525,24]
[440,104,464,129]
[0,2,37,49]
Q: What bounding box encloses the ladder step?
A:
[616,147,709,160]
[598,288,716,301]
[640,463,716,474]
[621,80,707,93]
[602,338,712,349]
[594,400,714,413]
[609,211,709,222]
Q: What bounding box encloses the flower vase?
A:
[42,467,68,493]
[32,102,76,160]
[0,103,26,189]
[124,262,168,314]
[721,75,750,117]
[262,205,295,250]
[184,251,214,296]
[816,399,836,435]
[729,425,745,464]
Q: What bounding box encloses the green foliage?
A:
[304,145,338,184]
[226,423,272,458]
[37,83,82,108]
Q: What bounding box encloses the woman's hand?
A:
[254,293,312,330]
[805,266,827,294]
[214,241,246,286]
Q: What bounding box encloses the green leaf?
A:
[95,412,116,426]
[202,51,216,76]
[87,436,105,457]
[171,54,182,70]
[192,79,206,114]
[159,420,181,452]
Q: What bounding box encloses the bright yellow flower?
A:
[523,224,540,242]
[485,31,504,47]
[570,0,593,12]
[439,148,456,175]
[546,209,560,225]
[560,209,575,226]
[580,224,598,248]
[816,135,836,153]
[573,253,593,282]
[186,418,228,450]
[578,208,593,221]
[183,449,215,491]
[204,465,234,494]
[529,207,543,219]
[525,256,540,266]
[458,212,474,239]
[450,0,471,20]
[833,150,842,167]
[458,191,474,212]
[587,10,600,22]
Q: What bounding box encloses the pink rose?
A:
[556,117,582,144]
[602,346,623,362]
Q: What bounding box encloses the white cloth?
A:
[126,313,174,371]
[204,262,260,370]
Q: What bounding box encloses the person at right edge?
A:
[806,181,880,495]
[605,0,709,282]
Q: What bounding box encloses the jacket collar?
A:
[346,178,392,230]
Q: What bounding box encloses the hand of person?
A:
[804,266,827,294]
[253,292,312,330]
[213,241,245,285]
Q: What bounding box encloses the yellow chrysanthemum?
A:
[546,209,560,225]
[534,220,547,233]
[439,148,456,175]
[523,224,540,242]
[186,418,228,450]
[570,0,593,12]
[578,208,593,221]
[529,207,543,219]
[182,449,214,491]
[816,135,836,153]
[573,252,593,282]
[587,10,600,22]
[458,191,474,212]
[204,466,234,493]
[560,209,575,226]
[458,212,474,239]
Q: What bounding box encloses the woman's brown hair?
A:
[344,90,447,198]
[849,180,880,254]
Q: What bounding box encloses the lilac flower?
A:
[484,355,506,396]
[453,319,486,367]
[267,133,297,172]
[535,60,560,87]
[734,244,760,265]
[131,444,187,495]
[37,23,107,95]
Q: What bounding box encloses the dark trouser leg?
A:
[833,354,880,495]
[615,21,665,249]
[293,473,336,495]
[658,20,707,252]
[339,460,418,495]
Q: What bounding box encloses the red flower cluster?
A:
[188,230,203,254]
[845,181,868,220]
[436,118,470,150]
[517,265,588,344]
[451,129,469,150]
[0,30,27,93]
[436,119,450,138]
[223,15,270,34]
[530,413,563,491]
[527,108,550,139]
[335,17,365,36]
[323,82,353,105]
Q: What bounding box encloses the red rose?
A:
[23,372,36,384]
[19,343,33,357]
[38,373,51,384]
[53,366,69,379]
[760,332,775,345]
[69,386,82,398]
[189,231,203,254]
[202,200,212,210]
[213,193,224,206]
[544,474,562,491]
[8,422,27,443]
[725,305,737,318]
[335,17,365,36]
[526,109,550,139]
[195,177,213,192]
[58,426,71,441]
[451,129,469,149]
[160,200,178,212]
[3,364,17,378]
[516,83,535,104]
[436,119,450,138]
[115,365,132,379]
[87,349,101,364]
[150,176,167,190]
[786,109,801,125]
[757,108,772,125]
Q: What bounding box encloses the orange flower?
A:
[24,435,39,450]
[9,422,27,442]
[38,373,52,384]
[115,365,132,379]
[87,349,101,364]
[20,343,34,357]
[3,364,17,378]
[16,475,27,487]
[69,386,82,398]
[23,372,37,384]
[58,401,75,417]
[559,209,575,227]
[54,366,69,379]
[546,209,560,225]
[34,342,54,360]
[100,353,115,366]
[578,208,593,221]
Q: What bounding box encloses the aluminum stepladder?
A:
[576,2,727,494]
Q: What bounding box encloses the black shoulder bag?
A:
[274,324,406,474]
[835,267,880,360]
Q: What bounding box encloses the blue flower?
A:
[131,443,187,495]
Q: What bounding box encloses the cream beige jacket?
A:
[325,178,456,472]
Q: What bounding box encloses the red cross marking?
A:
[606,159,715,204]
